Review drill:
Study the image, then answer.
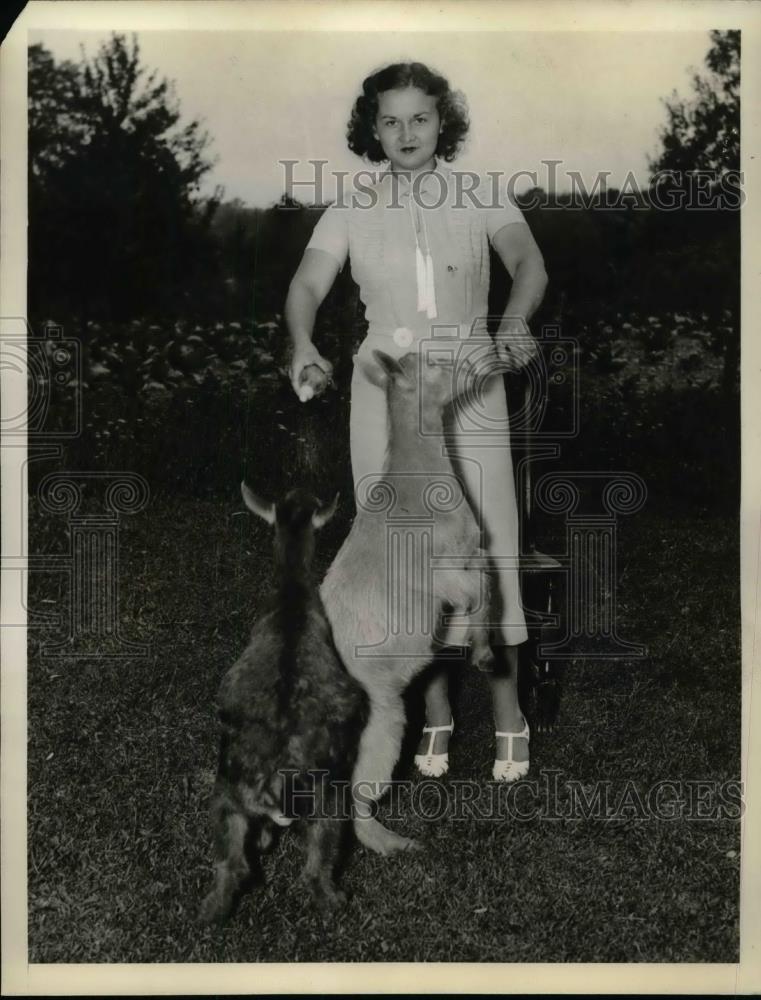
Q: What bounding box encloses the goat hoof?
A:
[197,892,232,927]
[472,651,496,673]
[355,817,421,856]
[314,885,348,915]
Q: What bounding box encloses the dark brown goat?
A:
[199,485,368,924]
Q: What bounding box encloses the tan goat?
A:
[320,347,495,855]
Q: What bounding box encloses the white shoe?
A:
[492,716,530,782]
[414,718,454,777]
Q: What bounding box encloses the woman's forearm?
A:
[493,252,548,369]
[502,253,548,325]
[285,278,320,349]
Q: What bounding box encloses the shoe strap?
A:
[494,716,530,740]
[494,717,530,763]
[422,720,454,735]
[420,719,454,757]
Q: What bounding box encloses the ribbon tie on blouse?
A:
[383,168,441,320]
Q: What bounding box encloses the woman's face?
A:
[374,86,440,173]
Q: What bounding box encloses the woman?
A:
[285,62,547,782]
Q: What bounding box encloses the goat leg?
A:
[302,817,347,913]
[198,801,261,925]
[351,688,422,855]
[469,603,496,674]
[465,567,496,672]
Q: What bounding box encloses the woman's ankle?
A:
[425,707,453,728]
[494,706,525,733]
[494,713,529,763]
[416,715,453,756]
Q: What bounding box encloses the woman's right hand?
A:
[289,344,334,398]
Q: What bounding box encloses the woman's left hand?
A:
[494,316,538,372]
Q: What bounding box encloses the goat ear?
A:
[312,491,339,529]
[241,481,275,524]
[371,349,411,383]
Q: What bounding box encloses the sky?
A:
[31,29,714,208]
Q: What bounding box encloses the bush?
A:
[28,306,738,517]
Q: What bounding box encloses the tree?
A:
[649,29,739,176]
[28,44,86,181]
[28,34,219,321]
[647,30,740,399]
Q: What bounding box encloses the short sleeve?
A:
[305,203,349,268]
[481,183,527,242]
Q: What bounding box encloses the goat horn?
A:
[241,481,275,524]
[313,491,339,529]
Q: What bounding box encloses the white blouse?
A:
[306,161,527,346]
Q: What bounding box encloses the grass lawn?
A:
[27,493,740,963]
